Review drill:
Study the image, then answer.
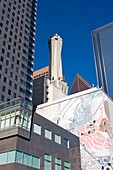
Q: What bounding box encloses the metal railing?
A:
[0,98,32,112]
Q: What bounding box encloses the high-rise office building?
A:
[33,66,49,79]
[0,0,37,104]
[70,73,91,94]
[92,22,113,99]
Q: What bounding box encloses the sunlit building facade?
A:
[36,88,113,169]
[92,22,113,99]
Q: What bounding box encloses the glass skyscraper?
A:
[92,22,113,99]
[0,0,37,104]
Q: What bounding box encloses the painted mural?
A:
[36,89,113,170]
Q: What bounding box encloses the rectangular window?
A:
[55,158,61,170]
[34,123,41,135]
[64,161,70,170]
[0,152,7,164]
[64,138,69,148]
[44,154,51,170]
[5,68,8,74]
[7,151,16,163]
[1,95,4,101]
[0,64,2,70]
[23,153,31,166]
[2,86,6,92]
[45,129,52,140]
[55,134,61,144]
[16,151,23,163]
[32,156,40,169]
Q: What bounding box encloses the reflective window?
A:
[55,134,61,144]
[0,152,7,164]
[16,151,23,163]
[64,138,69,148]
[0,150,40,169]
[7,151,16,163]
[34,123,41,135]
[64,161,70,170]
[44,154,51,170]
[45,129,52,140]
[55,158,61,170]
[32,156,40,169]
[23,153,31,166]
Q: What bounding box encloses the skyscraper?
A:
[0,0,37,104]
[92,22,113,99]
[70,73,91,94]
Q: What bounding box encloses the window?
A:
[64,161,70,170]
[11,64,14,69]
[13,49,15,54]
[13,93,16,98]
[4,77,7,83]
[12,56,15,61]
[7,151,15,163]
[16,67,19,73]
[2,48,5,54]
[44,154,51,170]
[3,41,6,47]
[0,65,2,70]
[5,68,8,74]
[55,134,61,144]
[64,138,69,148]
[14,84,17,90]
[0,152,7,164]
[9,80,12,86]
[2,86,6,92]
[8,89,11,95]
[7,52,10,58]
[9,37,12,43]
[17,60,19,65]
[1,16,4,21]
[4,26,7,33]
[8,45,11,50]
[6,20,9,25]
[11,24,13,29]
[6,60,9,66]
[15,75,18,81]
[10,31,12,36]
[7,14,10,19]
[55,158,61,170]
[16,151,23,163]
[10,72,13,78]
[14,42,16,47]
[32,156,40,169]
[4,33,7,39]
[0,150,36,168]
[1,95,4,101]
[45,129,52,140]
[23,153,31,166]
[34,124,41,135]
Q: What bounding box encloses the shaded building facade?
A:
[92,22,113,99]
[0,99,80,170]
[70,73,91,94]
[0,0,37,104]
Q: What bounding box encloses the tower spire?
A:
[48,33,63,81]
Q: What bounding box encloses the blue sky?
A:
[34,0,113,89]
